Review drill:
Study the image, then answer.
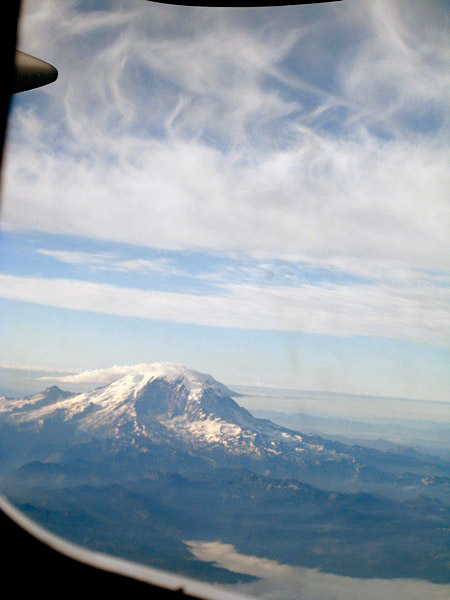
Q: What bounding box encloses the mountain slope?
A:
[0,363,323,454]
[1,364,448,499]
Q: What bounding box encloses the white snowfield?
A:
[0,363,347,462]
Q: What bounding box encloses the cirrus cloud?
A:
[2,0,448,275]
[0,273,447,346]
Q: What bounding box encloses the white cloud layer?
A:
[1,0,448,356]
[2,0,449,274]
[186,540,450,600]
[0,273,447,346]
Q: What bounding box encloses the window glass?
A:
[1,2,449,599]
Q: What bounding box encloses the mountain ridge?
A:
[1,364,448,501]
[0,364,323,456]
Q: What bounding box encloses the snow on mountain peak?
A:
[0,363,329,463]
[86,363,237,399]
[0,364,242,432]
[133,363,236,395]
[40,363,238,397]
[135,362,217,387]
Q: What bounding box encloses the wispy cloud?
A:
[38,363,160,384]
[31,246,450,292]
[0,273,447,346]
[37,248,183,276]
[186,540,450,600]
[37,249,117,267]
[2,0,448,277]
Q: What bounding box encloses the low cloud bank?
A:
[185,541,450,600]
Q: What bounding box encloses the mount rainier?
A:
[0,363,340,473]
[1,363,447,498]
[1,363,449,585]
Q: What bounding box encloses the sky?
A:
[0,0,449,403]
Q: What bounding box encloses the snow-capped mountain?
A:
[3,363,447,500]
[2,366,448,585]
[0,363,338,462]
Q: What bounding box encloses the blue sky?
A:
[0,0,449,402]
